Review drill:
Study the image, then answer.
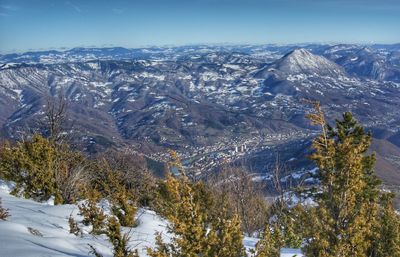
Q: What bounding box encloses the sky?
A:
[0,0,399,53]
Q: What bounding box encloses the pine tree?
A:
[304,102,381,257]
[88,217,139,257]
[254,223,282,257]
[89,159,137,227]
[106,217,139,257]
[78,189,106,235]
[110,189,137,227]
[154,150,213,219]
[148,151,246,257]
[207,212,246,257]
[255,204,304,257]
[368,193,400,257]
[148,172,209,256]
[106,169,137,227]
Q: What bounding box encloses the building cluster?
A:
[145,129,315,175]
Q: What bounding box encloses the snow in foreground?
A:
[0,182,257,257]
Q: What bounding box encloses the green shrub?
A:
[78,189,106,235]
[88,217,139,257]
[0,135,86,204]
[0,135,58,201]
[106,217,138,257]
[88,159,138,227]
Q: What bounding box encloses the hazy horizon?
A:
[1,0,400,53]
[2,41,400,55]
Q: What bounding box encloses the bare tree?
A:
[271,153,285,198]
[269,153,294,216]
[39,92,69,144]
[54,154,87,204]
[208,165,270,236]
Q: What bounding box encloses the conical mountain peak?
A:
[274,48,345,76]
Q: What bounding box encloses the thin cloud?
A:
[65,1,82,13]
[0,5,18,11]
[0,4,18,16]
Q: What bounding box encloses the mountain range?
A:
[0,44,399,193]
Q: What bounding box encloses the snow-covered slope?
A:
[264,48,346,77]
[0,184,168,257]
[0,182,257,257]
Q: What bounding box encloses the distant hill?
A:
[0,44,399,188]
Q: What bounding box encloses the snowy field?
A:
[0,181,257,257]
[0,182,168,257]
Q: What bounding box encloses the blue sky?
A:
[0,0,399,53]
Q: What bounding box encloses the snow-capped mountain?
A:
[0,44,400,185]
[323,45,400,82]
[267,48,345,77]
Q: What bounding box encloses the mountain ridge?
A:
[0,44,399,187]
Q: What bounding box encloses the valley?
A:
[1,44,400,187]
